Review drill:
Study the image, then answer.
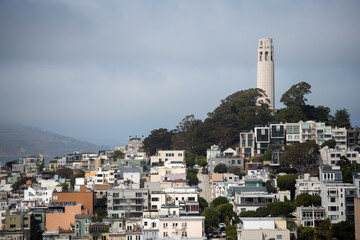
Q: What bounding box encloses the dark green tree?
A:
[239,210,257,217]
[225,225,237,240]
[143,128,174,156]
[267,202,295,217]
[255,207,270,217]
[211,197,229,208]
[203,207,220,230]
[280,140,320,172]
[298,226,319,240]
[205,88,273,147]
[280,82,312,108]
[330,221,355,240]
[56,167,74,179]
[295,193,317,207]
[265,180,277,193]
[275,106,307,123]
[228,166,243,176]
[187,173,199,186]
[277,174,298,200]
[199,197,208,213]
[321,139,336,149]
[331,109,351,129]
[57,182,69,192]
[197,156,208,168]
[216,203,234,225]
[185,152,196,168]
[214,163,228,173]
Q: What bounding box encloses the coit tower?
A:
[257,38,274,110]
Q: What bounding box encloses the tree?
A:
[211,197,229,208]
[280,82,312,108]
[185,152,196,168]
[280,140,320,172]
[205,88,273,147]
[265,180,277,193]
[239,210,257,217]
[12,177,36,191]
[199,197,208,213]
[263,148,273,161]
[172,115,205,154]
[295,193,313,207]
[225,225,237,240]
[275,106,307,123]
[321,139,336,149]
[143,128,174,156]
[228,166,243,176]
[187,168,199,175]
[255,207,270,217]
[112,150,125,160]
[187,173,199,186]
[298,227,319,240]
[216,203,234,225]
[197,156,208,168]
[277,174,298,200]
[57,182,69,192]
[56,167,74,179]
[214,164,228,173]
[267,202,295,217]
[203,207,220,230]
[330,221,355,240]
[94,196,107,222]
[38,162,45,172]
[331,109,351,129]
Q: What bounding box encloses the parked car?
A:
[221,231,226,237]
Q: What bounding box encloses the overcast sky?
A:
[0,0,359,147]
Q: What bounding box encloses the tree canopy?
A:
[214,163,228,173]
[143,128,174,156]
[280,82,311,108]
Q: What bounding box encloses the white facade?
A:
[257,38,274,110]
[333,127,347,151]
[320,146,360,166]
[296,206,326,227]
[24,187,52,204]
[295,174,321,197]
[95,168,115,184]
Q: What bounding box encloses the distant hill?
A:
[0,121,107,159]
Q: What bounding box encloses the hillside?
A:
[0,121,107,158]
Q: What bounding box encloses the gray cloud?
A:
[0,0,359,146]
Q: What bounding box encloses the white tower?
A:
[257,38,274,110]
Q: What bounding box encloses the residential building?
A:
[46,202,82,231]
[315,122,333,146]
[332,127,347,151]
[296,206,326,227]
[237,217,290,240]
[52,190,94,214]
[74,214,93,239]
[158,216,205,240]
[285,122,301,144]
[254,126,270,154]
[355,198,360,240]
[150,150,185,166]
[239,131,255,159]
[347,127,360,151]
[107,189,149,219]
[320,183,356,223]
[206,145,221,160]
[320,146,360,166]
[301,121,316,142]
[295,173,321,197]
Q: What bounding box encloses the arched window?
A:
[265,51,269,61]
[259,52,263,61]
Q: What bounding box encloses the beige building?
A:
[150,150,185,166]
[355,198,360,240]
[158,216,205,239]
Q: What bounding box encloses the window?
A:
[277,235,283,239]
[173,223,178,228]
[144,221,148,226]
[163,232,168,237]
[53,196,58,200]
[163,223,168,228]
[182,231,188,237]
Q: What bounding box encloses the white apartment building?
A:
[24,187,52,205]
[333,127,347,151]
[315,122,332,146]
[320,146,360,166]
[320,183,356,223]
[296,206,326,227]
[150,187,198,211]
[158,216,205,240]
[150,150,185,166]
[239,131,255,159]
[300,121,316,142]
[285,122,301,144]
[206,145,221,160]
[95,168,115,185]
[295,173,321,197]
